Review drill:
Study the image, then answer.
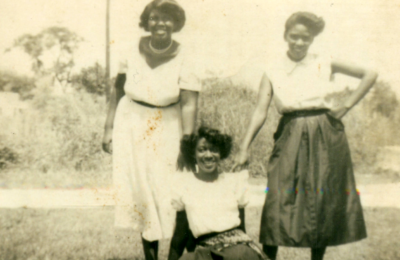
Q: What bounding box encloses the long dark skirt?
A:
[259,111,367,248]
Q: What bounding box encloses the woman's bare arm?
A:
[180,89,199,135]
[232,73,273,170]
[102,74,126,153]
[177,89,199,171]
[329,61,378,118]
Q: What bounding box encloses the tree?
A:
[11,27,82,90]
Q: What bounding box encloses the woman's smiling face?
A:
[148,9,175,43]
[285,23,314,61]
[195,138,221,176]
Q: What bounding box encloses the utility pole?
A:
[105,0,111,101]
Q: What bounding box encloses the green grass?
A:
[0,207,399,260]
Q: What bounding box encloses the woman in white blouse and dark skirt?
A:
[170,127,267,260]
[233,12,378,260]
[102,1,200,259]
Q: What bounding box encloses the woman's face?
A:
[285,23,314,61]
[195,138,221,176]
[148,9,175,43]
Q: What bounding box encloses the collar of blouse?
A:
[139,36,181,69]
[284,52,317,75]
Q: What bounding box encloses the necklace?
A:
[149,40,173,54]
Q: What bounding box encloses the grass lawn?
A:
[0,207,399,260]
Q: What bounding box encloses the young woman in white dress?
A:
[102,1,200,259]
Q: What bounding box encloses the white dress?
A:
[113,44,201,241]
[171,170,250,238]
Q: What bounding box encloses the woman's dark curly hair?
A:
[180,127,233,169]
[284,12,325,37]
[139,0,186,32]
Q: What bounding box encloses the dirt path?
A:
[0,183,399,209]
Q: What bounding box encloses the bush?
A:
[199,79,400,176]
[198,78,280,177]
[0,71,36,100]
[0,84,111,173]
[0,147,19,169]
[71,63,107,96]
[1,77,398,179]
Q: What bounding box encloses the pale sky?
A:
[1,0,400,95]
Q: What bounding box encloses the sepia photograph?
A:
[0,0,399,259]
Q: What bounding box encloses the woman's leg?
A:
[168,211,195,260]
[311,247,326,260]
[142,237,159,260]
[262,245,278,260]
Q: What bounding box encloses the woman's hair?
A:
[139,0,186,32]
[180,126,233,168]
[284,12,325,37]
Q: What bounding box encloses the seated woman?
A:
[169,127,267,260]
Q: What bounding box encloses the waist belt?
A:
[132,99,180,109]
[283,109,329,118]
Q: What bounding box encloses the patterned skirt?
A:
[259,110,367,248]
[180,229,267,260]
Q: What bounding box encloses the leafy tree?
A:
[10,27,82,90]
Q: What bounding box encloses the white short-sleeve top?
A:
[118,43,201,107]
[266,53,336,114]
[171,170,250,238]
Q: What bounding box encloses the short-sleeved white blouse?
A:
[266,53,337,114]
[171,170,250,238]
[118,43,201,107]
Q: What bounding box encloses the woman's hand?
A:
[231,149,250,172]
[331,60,378,112]
[102,128,113,154]
[177,135,196,172]
[327,105,349,120]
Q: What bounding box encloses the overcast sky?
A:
[1,0,399,95]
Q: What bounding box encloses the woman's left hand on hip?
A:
[328,105,350,119]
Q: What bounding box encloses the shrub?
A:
[1,76,398,179]
[0,71,36,100]
[71,63,107,96]
[199,79,400,176]
[0,147,19,169]
[0,84,111,173]
[198,78,280,177]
